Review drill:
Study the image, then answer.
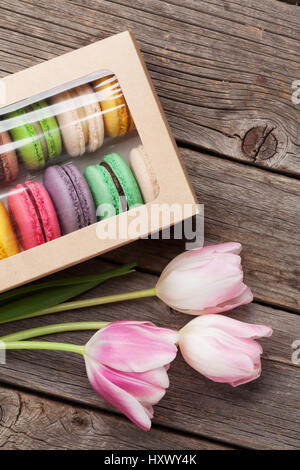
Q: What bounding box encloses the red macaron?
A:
[8,181,61,250]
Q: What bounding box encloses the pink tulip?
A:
[179,315,272,386]
[84,321,179,430]
[156,242,253,315]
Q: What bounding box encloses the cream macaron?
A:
[51,83,104,157]
[129,145,159,203]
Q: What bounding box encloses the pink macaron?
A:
[8,181,61,250]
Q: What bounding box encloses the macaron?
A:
[130,146,159,203]
[43,164,96,234]
[30,100,62,160]
[0,201,20,259]
[84,153,144,220]
[4,101,62,170]
[50,84,104,157]
[8,181,61,250]
[93,75,133,138]
[0,129,18,183]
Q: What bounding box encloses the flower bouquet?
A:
[0,243,272,430]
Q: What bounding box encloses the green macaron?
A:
[4,100,62,170]
[31,100,62,161]
[84,153,144,220]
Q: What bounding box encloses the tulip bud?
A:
[156,242,253,315]
[179,315,272,386]
[84,321,179,430]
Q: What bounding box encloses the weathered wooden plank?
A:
[0,259,299,449]
[102,148,300,312]
[0,0,298,451]
[0,386,230,450]
[0,0,299,174]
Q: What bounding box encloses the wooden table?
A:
[0,0,299,450]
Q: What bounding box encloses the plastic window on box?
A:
[0,70,159,260]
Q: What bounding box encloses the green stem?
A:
[0,341,86,356]
[8,287,157,323]
[0,321,109,342]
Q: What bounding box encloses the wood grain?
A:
[0,0,299,174]
[0,0,299,451]
[0,386,230,450]
[102,148,300,312]
[0,259,299,450]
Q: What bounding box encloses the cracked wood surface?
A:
[0,259,299,450]
[0,387,231,450]
[0,0,300,173]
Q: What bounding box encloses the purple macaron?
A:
[43,164,96,234]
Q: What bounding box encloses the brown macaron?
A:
[0,129,18,184]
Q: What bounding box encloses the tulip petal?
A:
[141,324,180,345]
[199,286,253,314]
[86,323,178,373]
[205,367,261,387]
[182,315,273,339]
[157,255,246,312]
[180,285,252,315]
[99,365,167,405]
[190,242,242,257]
[179,326,265,386]
[160,243,242,279]
[128,366,170,389]
[95,321,179,345]
[85,357,152,430]
[156,243,254,315]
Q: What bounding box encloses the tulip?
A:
[0,320,179,431]
[156,242,253,315]
[3,243,253,323]
[179,314,272,386]
[84,321,179,430]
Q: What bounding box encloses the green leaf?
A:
[0,262,136,305]
[0,263,136,324]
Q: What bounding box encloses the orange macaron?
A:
[0,201,20,259]
[93,75,135,138]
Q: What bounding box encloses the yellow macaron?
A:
[93,75,132,138]
[0,201,20,259]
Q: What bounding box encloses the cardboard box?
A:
[0,31,198,293]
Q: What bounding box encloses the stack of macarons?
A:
[0,75,136,183]
[1,148,155,259]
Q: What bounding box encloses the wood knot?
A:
[242,125,278,161]
[70,411,89,428]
